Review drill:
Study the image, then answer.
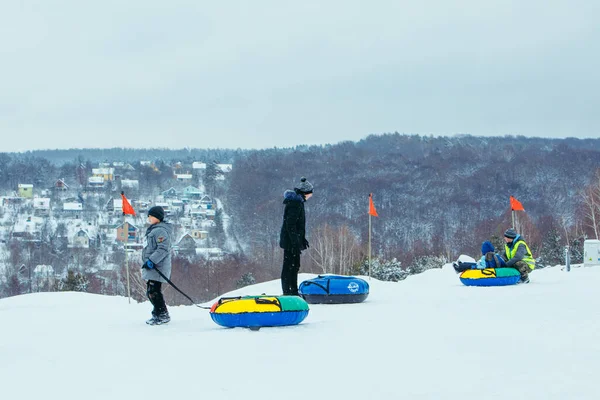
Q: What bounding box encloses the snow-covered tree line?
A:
[226,134,600,273]
[2,134,600,299]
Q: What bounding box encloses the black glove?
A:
[303,238,309,249]
[142,260,154,269]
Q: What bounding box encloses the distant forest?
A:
[225,134,600,272]
[3,133,600,273]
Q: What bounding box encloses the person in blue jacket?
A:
[476,241,507,269]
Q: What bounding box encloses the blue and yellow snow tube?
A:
[210,295,309,328]
[299,275,369,304]
[460,268,521,287]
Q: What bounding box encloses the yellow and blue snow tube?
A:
[460,268,521,287]
[210,295,309,328]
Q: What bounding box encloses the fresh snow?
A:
[215,197,238,253]
[1,265,600,400]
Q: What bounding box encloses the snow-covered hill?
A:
[1,266,599,400]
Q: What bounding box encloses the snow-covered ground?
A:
[1,265,599,400]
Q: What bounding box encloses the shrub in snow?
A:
[57,270,89,292]
[2,274,22,297]
[358,258,409,282]
[539,228,563,266]
[407,255,447,275]
[236,272,256,288]
[569,236,584,264]
[534,257,548,269]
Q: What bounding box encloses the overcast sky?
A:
[1,1,598,152]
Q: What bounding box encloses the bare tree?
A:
[580,170,600,239]
[309,223,361,275]
[309,224,335,274]
[336,225,361,275]
[117,251,146,301]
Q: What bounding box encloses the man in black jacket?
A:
[279,177,313,295]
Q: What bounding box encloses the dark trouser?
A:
[281,249,301,295]
[513,261,530,280]
[147,280,168,315]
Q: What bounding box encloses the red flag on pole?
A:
[510,196,525,211]
[369,193,378,217]
[121,192,136,216]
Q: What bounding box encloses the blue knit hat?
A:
[481,241,495,255]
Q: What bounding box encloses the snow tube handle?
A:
[481,269,497,276]
[254,297,282,310]
[218,296,242,304]
[302,280,330,294]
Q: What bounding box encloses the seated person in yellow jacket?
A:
[501,228,535,284]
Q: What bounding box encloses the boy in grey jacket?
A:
[142,206,173,325]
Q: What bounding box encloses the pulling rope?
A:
[150,266,212,310]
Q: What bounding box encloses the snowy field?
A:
[1,265,599,400]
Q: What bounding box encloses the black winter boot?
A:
[146,280,170,325]
[514,261,530,284]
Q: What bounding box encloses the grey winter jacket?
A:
[501,236,528,267]
[141,222,173,283]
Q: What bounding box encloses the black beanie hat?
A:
[504,228,517,239]
[148,206,165,222]
[294,177,313,194]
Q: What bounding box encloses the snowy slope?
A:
[1,266,600,400]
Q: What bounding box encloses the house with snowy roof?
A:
[88,176,105,189]
[170,199,184,212]
[33,198,51,216]
[63,202,83,212]
[18,184,33,198]
[175,173,193,182]
[176,233,197,255]
[92,167,115,181]
[182,186,203,200]
[2,197,25,207]
[217,164,233,173]
[12,215,43,240]
[190,229,209,240]
[54,179,69,191]
[133,200,150,213]
[205,209,216,220]
[189,203,207,219]
[104,198,124,213]
[71,229,91,248]
[162,187,178,198]
[121,179,139,190]
[116,222,138,243]
[200,195,213,206]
